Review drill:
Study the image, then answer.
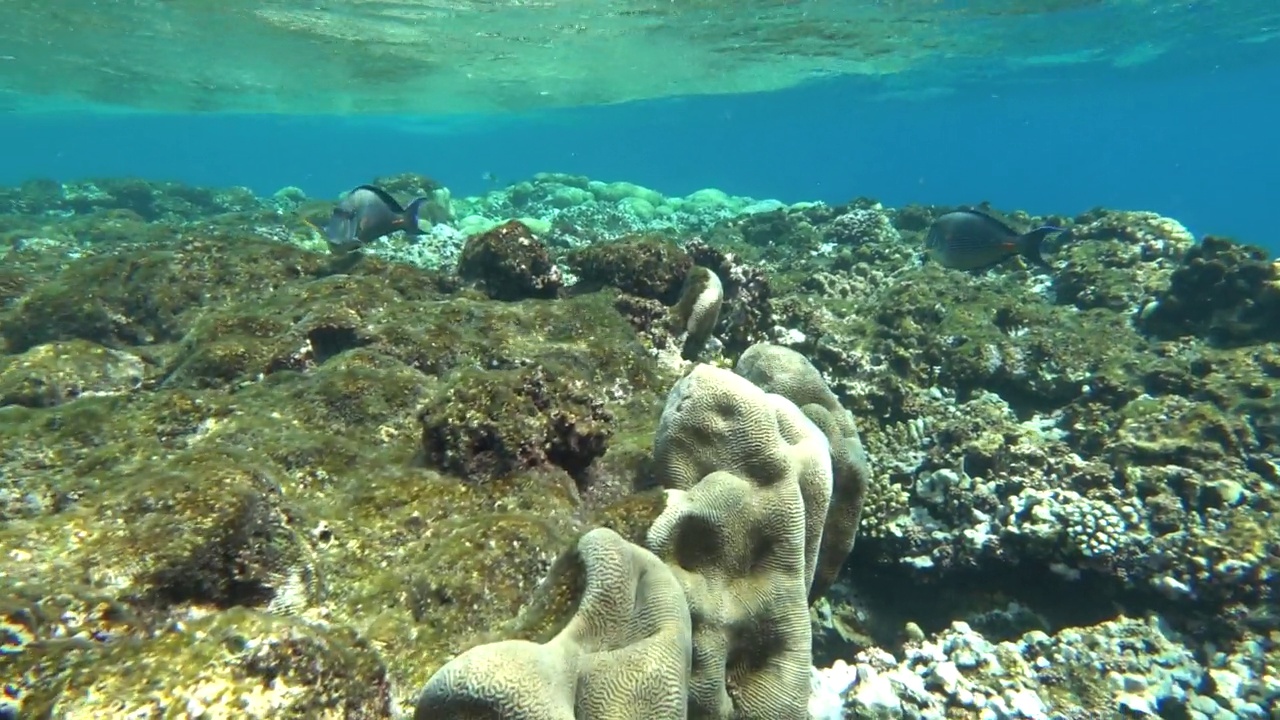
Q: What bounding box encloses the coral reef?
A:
[735,343,872,602]
[670,265,724,361]
[457,220,564,301]
[1139,234,1280,346]
[415,527,692,719]
[418,356,859,719]
[0,173,1278,718]
[417,364,614,486]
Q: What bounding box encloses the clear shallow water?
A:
[3,51,1277,246]
[5,0,1277,114]
[3,5,1280,718]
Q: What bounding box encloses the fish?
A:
[924,208,1065,271]
[315,185,429,255]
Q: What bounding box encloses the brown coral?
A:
[457,220,563,301]
[417,364,614,485]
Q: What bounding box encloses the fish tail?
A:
[1019,225,1060,268]
[402,197,429,235]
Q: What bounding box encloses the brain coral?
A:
[649,364,833,718]
[416,355,855,720]
[734,343,872,602]
[415,527,691,720]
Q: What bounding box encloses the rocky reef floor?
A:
[0,173,1277,719]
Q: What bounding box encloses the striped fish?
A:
[925,208,1064,271]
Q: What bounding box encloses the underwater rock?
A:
[564,234,693,304]
[6,606,392,718]
[832,616,1228,718]
[889,203,937,233]
[4,448,319,612]
[0,339,147,408]
[2,236,334,353]
[417,364,614,486]
[1052,208,1197,312]
[759,201,1280,632]
[456,219,564,300]
[825,204,902,248]
[611,292,681,356]
[1139,235,1280,346]
[0,177,264,220]
[709,202,836,254]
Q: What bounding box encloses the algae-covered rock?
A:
[826,205,901,247]
[1,447,318,612]
[163,274,647,393]
[565,234,692,304]
[457,219,563,300]
[418,364,614,485]
[765,202,1280,632]
[2,236,334,352]
[7,606,392,718]
[4,177,1280,718]
[0,177,266,220]
[1139,235,1280,346]
[0,340,148,408]
[0,221,682,709]
[1052,208,1195,313]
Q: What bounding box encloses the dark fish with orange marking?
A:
[925,209,1066,271]
[321,185,428,255]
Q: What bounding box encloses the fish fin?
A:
[354,184,406,213]
[959,207,1019,236]
[1019,225,1060,269]
[402,197,429,235]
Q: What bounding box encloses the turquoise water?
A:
[3,4,1280,718]
[3,5,1278,245]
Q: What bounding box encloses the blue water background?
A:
[4,56,1277,248]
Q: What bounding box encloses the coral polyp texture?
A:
[647,364,829,719]
[733,343,872,603]
[418,359,852,719]
[1,173,1279,719]
[415,527,692,720]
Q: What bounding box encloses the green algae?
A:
[8,607,392,718]
[590,488,669,548]
[2,237,335,352]
[457,219,563,300]
[0,230,680,710]
[0,445,316,611]
[564,234,693,304]
[304,467,583,690]
[0,339,148,408]
[418,364,614,483]
[844,263,1147,414]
